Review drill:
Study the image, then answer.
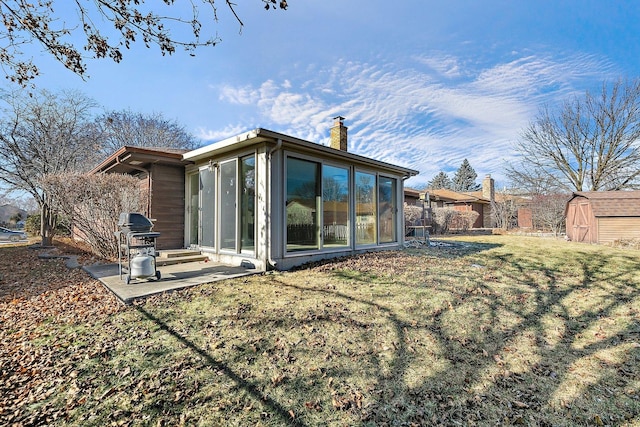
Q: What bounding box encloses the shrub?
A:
[41,173,147,259]
[433,208,457,234]
[433,208,479,234]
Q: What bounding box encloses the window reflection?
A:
[379,176,396,243]
[323,165,349,247]
[356,171,376,245]
[286,158,319,251]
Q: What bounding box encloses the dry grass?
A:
[2,235,639,426]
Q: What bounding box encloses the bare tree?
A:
[531,193,570,236]
[508,78,640,192]
[0,89,101,245]
[491,194,518,231]
[0,1,289,86]
[97,110,200,154]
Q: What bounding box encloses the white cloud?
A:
[218,84,259,105]
[195,124,247,142]
[207,50,615,188]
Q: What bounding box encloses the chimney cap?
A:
[333,116,345,124]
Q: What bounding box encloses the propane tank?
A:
[130,254,155,278]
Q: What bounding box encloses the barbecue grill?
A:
[115,213,161,284]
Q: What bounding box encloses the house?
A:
[93,118,418,270]
[182,117,418,270]
[565,191,640,244]
[422,175,496,228]
[90,146,191,249]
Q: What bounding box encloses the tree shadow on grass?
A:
[276,240,640,425]
[134,305,308,427]
[124,240,638,426]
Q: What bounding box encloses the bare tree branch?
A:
[0,89,101,244]
[507,78,640,193]
[0,0,289,85]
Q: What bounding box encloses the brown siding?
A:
[149,164,186,249]
[597,217,640,243]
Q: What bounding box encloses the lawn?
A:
[1,235,639,426]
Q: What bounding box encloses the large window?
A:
[356,171,376,245]
[285,158,400,254]
[378,176,397,243]
[220,160,237,251]
[322,164,349,247]
[286,157,320,251]
[241,155,256,253]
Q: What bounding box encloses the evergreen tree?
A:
[452,159,480,192]
[427,171,452,190]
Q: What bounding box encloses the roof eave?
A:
[183,128,419,177]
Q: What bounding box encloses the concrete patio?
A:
[83,260,262,304]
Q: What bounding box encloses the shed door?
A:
[567,202,593,243]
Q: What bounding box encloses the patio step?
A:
[156,249,209,266]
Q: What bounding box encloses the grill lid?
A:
[118,212,153,232]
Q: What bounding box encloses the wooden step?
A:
[157,249,202,259]
[156,254,209,266]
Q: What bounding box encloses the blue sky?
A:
[23,0,640,189]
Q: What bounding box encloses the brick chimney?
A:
[330,116,348,151]
[482,174,495,202]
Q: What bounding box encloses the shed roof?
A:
[569,190,640,217]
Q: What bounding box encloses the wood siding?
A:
[597,217,640,243]
[149,164,185,249]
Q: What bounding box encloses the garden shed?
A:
[565,191,640,244]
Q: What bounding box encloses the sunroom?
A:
[183,119,418,271]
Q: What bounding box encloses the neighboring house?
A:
[404,187,422,206]
[422,175,496,228]
[90,146,191,249]
[93,118,418,270]
[565,191,640,244]
[426,188,489,229]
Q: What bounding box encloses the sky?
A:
[10,0,640,190]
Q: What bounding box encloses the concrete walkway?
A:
[83,261,261,304]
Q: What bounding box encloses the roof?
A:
[91,146,190,174]
[404,188,422,199]
[568,190,640,217]
[427,189,490,204]
[183,128,419,178]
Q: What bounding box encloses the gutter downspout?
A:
[266,138,283,270]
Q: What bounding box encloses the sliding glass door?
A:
[220,160,237,252]
[200,167,216,248]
